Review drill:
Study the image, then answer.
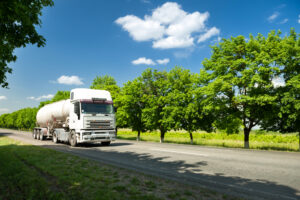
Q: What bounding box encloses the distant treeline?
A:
[0,91,70,130]
[0,29,299,149]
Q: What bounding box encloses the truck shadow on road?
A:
[79,142,133,148]
[39,143,300,200]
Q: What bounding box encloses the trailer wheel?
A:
[101,141,111,146]
[52,133,58,143]
[33,129,36,139]
[39,130,44,141]
[36,130,40,140]
[70,131,77,147]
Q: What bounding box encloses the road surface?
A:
[0,129,299,200]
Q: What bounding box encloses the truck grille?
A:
[85,120,114,130]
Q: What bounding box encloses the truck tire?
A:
[70,131,77,147]
[39,130,44,141]
[101,141,111,146]
[37,130,40,140]
[33,129,36,139]
[52,133,58,143]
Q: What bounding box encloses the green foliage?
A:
[139,68,172,142]
[0,107,38,130]
[90,75,120,101]
[0,0,54,88]
[166,67,214,143]
[200,30,287,147]
[261,29,300,136]
[116,78,146,138]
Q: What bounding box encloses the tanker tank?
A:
[36,99,71,128]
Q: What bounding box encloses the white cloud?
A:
[57,75,83,85]
[0,108,9,113]
[151,2,186,25]
[156,58,170,65]
[198,27,220,43]
[165,12,209,38]
[279,18,288,24]
[116,2,219,49]
[115,15,164,41]
[0,96,7,100]
[298,14,300,24]
[132,57,156,65]
[268,12,279,22]
[272,76,285,88]
[153,35,194,49]
[27,94,54,101]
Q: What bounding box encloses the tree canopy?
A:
[201,30,285,148]
[90,75,120,101]
[0,0,54,88]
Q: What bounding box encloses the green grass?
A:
[117,129,299,152]
[0,136,237,200]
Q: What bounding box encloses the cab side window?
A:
[74,102,80,120]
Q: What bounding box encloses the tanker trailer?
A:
[33,88,116,146]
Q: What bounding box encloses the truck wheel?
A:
[36,130,40,140]
[52,133,58,143]
[33,129,36,139]
[101,141,111,146]
[70,131,77,147]
[39,130,44,141]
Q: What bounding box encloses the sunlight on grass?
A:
[117,129,299,151]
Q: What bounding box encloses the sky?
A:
[0,0,300,114]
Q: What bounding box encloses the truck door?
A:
[70,102,81,130]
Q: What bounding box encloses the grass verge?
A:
[0,136,239,200]
[117,129,299,152]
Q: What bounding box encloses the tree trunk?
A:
[160,130,165,143]
[137,130,140,141]
[189,131,193,144]
[244,127,250,149]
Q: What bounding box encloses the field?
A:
[0,136,238,200]
[117,129,299,152]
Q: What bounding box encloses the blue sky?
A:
[0,0,299,114]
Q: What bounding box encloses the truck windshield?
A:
[81,103,114,114]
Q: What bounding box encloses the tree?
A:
[201,30,282,148]
[90,75,120,101]
[260,29,300,150]
[166,67,214,144]
[117,79,146,141]
[0,0,54,88]
[141,69,173,143]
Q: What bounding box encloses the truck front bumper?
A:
[79,130,116,143]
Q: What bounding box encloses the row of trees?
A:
[92,29,300,148]
[0,29,299,149]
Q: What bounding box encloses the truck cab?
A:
[69,88,116,145]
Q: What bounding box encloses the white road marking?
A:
[150,148,208,157]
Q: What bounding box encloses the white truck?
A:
[32,88,116,146]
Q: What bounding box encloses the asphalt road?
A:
[1,129,299,200]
